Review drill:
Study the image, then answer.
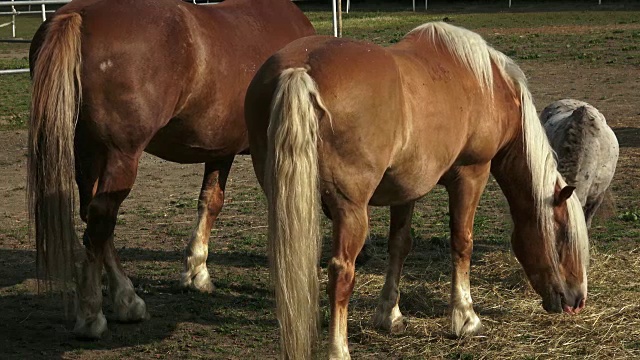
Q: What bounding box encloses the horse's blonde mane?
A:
[410,22,495,92]
[410,22,589,268]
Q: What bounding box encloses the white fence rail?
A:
[0,68,29,74]
[0,0,70,75]
[0,0,71,38]
[346,0,604,13]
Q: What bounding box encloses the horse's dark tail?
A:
[28,12,84,291]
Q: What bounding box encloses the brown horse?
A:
[27,0,314,339]
[244,22,590,359]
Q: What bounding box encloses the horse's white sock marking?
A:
[373,275,406,333]
[451,270,481,336]
[181,216,213,292]
[329,307,351,360]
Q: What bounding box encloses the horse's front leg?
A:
[180,157,234,292]
[443,163,490,337]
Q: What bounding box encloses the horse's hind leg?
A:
[75,127,103,223]
[443,163,490,337]
[372,202,414,333]
[327,200,369,359]
[72,143,105,338]
[584,193,605,228]
[104,235,149,323]
[180,157,234,292]
[74,151,146,338]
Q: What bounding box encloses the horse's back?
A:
[541,100,619,208]
[32,0,313,162]
[247,37,404,139]
[245,35,410,202]
[246,30,523,205]
[388,36,515,164]
[264,36,402,101]
[540,99,590,124]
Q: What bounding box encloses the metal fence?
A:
[0,0,70,38]
[0,0,609,75]
[0,0,71,74]
[347,0,604,12]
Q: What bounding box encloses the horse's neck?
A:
[490,137,540,224]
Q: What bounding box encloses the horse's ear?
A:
[554,185,576,206]
[571,106,587,118]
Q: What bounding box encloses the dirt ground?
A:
[1,21,639,360]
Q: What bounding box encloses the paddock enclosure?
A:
[1,2,639,359]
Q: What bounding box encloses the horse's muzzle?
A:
[542,289,586,314]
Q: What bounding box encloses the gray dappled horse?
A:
[540,99,619,227]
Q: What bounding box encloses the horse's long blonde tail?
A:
[28,12,83,289]
[265,68,325,359]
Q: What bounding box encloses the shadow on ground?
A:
[0,248,275,360]
[0,224,516,359]
[614,127,640,148]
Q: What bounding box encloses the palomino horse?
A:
[244,22,590,359]
[540,99,619,227]
[27,0,314,339]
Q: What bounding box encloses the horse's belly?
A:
[145,120,248,163]
[369,162,444,206]
[368,139,475,205]
[144,141,234,163]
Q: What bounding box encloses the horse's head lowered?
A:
[511,181,589,314]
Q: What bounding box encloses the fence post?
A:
[332,0,337,37]
[11,0,16,37]
[41,4,46,21]
[337,0,342,37]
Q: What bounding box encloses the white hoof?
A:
[372,304,407,334]
[329,347,351,360]
[451,306,482,337]
[74,311,107,339]
[180,266,214,293]
[113,291,149,322]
